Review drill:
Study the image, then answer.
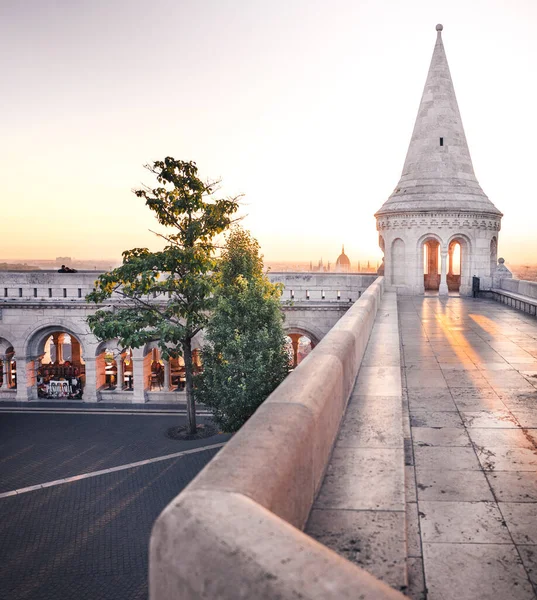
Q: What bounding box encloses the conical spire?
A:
[376,24,501,217]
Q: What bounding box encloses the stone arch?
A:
[447,233,472,296]
[391,238,406,285]
[417,233,444,292]
[284,326,321,347]
[22,318,91,358]
[0,336,17,390]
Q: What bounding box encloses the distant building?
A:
[335,245,351,273]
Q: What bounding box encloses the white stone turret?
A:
[375,25,503,296]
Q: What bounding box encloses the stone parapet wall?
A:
[269,272,378,302]
[149,276,406,600]
[499,278,537,301]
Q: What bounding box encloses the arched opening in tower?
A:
[423,239,440,291]
[447,240,461,292]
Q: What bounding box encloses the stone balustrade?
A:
[490,278,537,316]
[149,276,406,600]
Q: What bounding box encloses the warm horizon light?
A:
[2,1,537,265]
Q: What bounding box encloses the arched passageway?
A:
[447,240,461,292]
[285,334,315,369]
[423,239,441,291]
[36,331,85,399]
[96,344,134,391]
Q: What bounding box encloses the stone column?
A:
[289,334,300,368]
[163,360,171,392]
[83,356,98,402]
[116,354,124,391]
[52,333,62,363]
[0,356,6,389]
[15,355,30,401]
[71,338,82,365]
[439,251,449,296]
[132,347,146,403]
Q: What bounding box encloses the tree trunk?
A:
[183,339,197,434]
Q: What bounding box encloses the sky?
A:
[1,0,536,265]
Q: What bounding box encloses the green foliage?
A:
[195,227,289,432]
[86,158,240,432]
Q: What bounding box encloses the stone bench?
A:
[149,276,407,600]
[490,288,537,316]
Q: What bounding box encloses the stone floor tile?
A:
[452,395,507,411]
[423,543,535,600]
[336,399,403,449]
[414,446,481,471]
[353,366,401,397]
[468,427,537,448]
[475,446,537,471]
[313,447,404,511]
[406,501,422,557]
[410,411,463,428]
[406,557,426,600]
[405,465,417,502]
[512,411,537,428]
[500,503,537,545]
[442,371,491,388]
[450,387,499,400]
[419,500,511,543]
[306,509,406,590]
[486,472,537,502]
[412,427,470,447]
[461,410,520,428]
[407,392,457,412]
[406,370,447,390]
[518,546,537,592]
[416,469,494,502]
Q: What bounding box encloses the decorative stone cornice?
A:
[376,212,501,232]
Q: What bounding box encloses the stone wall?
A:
[149,276,405,600]
[498,278,537,301]
[0,271,375,402]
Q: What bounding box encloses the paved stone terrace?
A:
[400,297,537,600]
[0,413,229,600]
[306,292,407,591]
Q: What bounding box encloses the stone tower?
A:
[375,24,503,296]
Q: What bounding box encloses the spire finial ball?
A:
[436,24,443,31]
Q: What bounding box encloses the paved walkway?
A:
[400,296,537,600]
[306,292,407,590]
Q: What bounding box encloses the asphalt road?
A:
[0,413,229,600]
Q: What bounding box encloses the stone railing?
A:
[149,276,405,600]
[491,278,537,316]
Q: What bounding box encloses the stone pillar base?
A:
[439,283,449,297]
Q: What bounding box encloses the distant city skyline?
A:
[2,1,537,264]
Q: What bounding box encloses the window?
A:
[337,290,341,300]
[321,290,325,300]
[63,288,67,298]
[48,288,52,298]
[306,290,310,300]
[34,288,38,297]
[3,288,7,298]
[19,288,22,297]
[290,289,294,299]
[440,137,444,146]
[78,288,82,298]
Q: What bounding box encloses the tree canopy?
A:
[87,158,240,433]
[195,227,289,432]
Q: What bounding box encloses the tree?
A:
[195,227,290,432]
[87,158,240,433]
